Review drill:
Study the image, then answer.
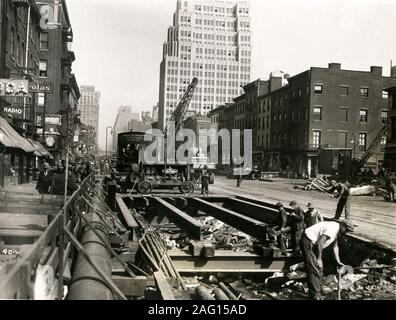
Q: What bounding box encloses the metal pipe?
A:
[196,286,215,300]
[67,207,114,300]
[218,282,238,300]
[213,288,230,300]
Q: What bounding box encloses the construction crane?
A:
[164,77,199,136]
[356,123,390,169]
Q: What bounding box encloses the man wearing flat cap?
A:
[305,203,323,228]
[301,219,355,300]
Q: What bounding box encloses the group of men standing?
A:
[35,159,94,196]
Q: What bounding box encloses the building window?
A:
[382,90,389,99]
[20,41,25,66]
[340,107,348,122]
[380,135,387,146]
[37,93,46,106]
[360,87,369,98]
[359,109,368,123]
[313,130,321,148]
[358,133,367,151]
[340,85,349,96]
[381,110,388,124]
[40,33,49,50]
[313,106,322,121]
[338,132,347,148]
[10,27,15,56]
[39,60,48,77]
[314,84,323,94]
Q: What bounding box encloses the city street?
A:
[210,176,396,250]
[1,0,396,304]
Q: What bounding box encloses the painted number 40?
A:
[1,248,20,255]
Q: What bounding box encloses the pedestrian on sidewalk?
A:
[36,162,52,194]
[304,203,323,228]
[201,165,210,196]
[325,180,351,219]
[301,219,354,300]
[289,200,306,254]
[236,166,243,187]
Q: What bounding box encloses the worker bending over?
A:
[301,219,354,300]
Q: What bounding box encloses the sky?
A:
[67,0,396,150]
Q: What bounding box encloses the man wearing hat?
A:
[289,200,306,254]
[201,165,210,196]
[305,203,323,228]
[325,180,351,219]
[301,219,354,300]
[268,202,290,256]
[36,162,52,194]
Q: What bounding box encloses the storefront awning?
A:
[0,116,36,153]
[27,138,54,159]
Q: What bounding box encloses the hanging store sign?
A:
[3,106,24,117]
[29,82,53,93]
[0,79,29,96]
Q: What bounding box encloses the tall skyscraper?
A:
[158,0,251,129]
[112,106,140,152]
[78,86,100,147]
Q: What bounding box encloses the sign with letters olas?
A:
[0,79,29,96]
[29,82,53,93]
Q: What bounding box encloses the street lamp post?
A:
[105,126,113,158]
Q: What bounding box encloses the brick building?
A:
[36,0,80,158]
[209,76,285,167]
[267,63,396,177]
[0,0,42,129]
[210,63,396,177]
[384,68,396,171]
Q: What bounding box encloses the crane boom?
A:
[165,77,198,135]
[357,123,390,169]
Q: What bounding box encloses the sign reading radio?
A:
[3,106,23,116]
[0,79,29,96]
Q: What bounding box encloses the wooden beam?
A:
[112,276,148,297]
[116,197,138,229]
[153,271,175,300]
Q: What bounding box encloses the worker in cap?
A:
[325,180,351,219]
[269,202,289,256]
[301,218,355,300]
[289,200,306,254]
[304,202,323,228]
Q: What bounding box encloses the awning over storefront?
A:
[0,117,36,153]
[27,138,54,159]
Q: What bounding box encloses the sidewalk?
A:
[0,182,64,247]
